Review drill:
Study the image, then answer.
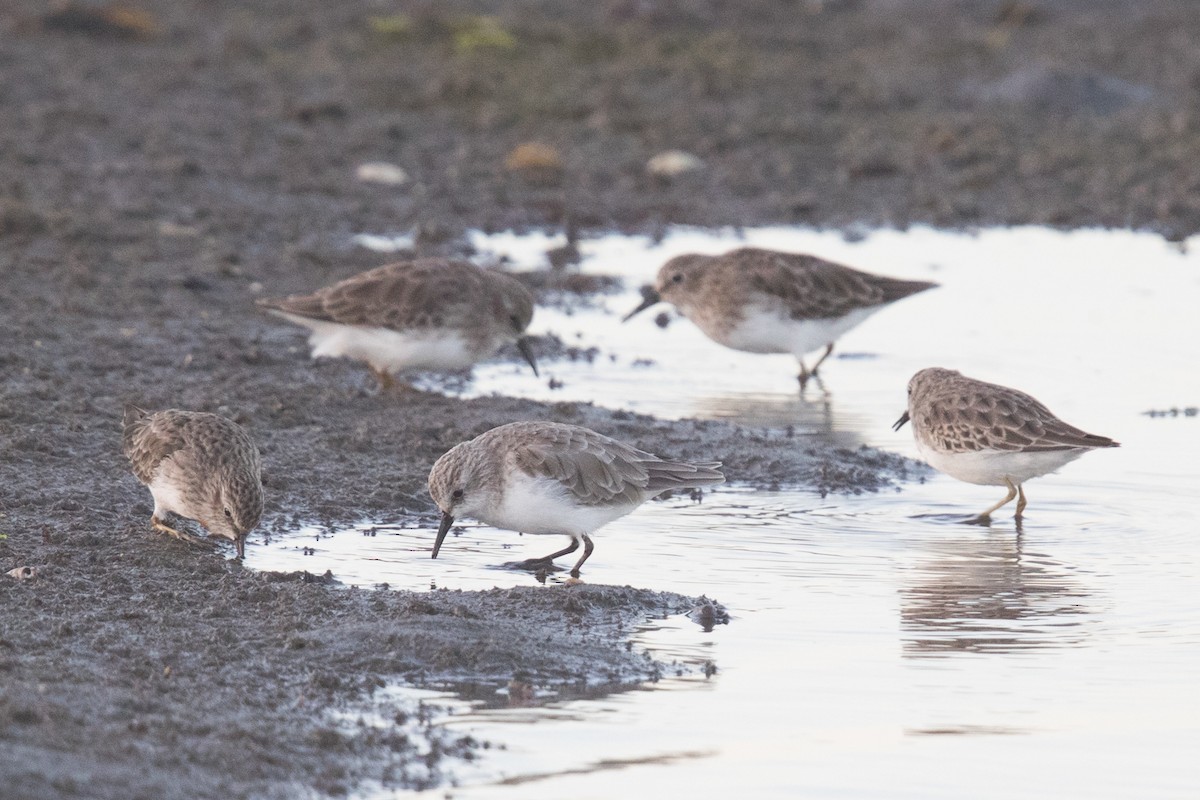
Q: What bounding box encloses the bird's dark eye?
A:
[223,508,233,518]
[451,489,464,501]
[671,273,683,283]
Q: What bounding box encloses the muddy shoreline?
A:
[3,1,1198,797]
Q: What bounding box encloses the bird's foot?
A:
[372,368,425,395]
[797,369,827,396]
[151,516,217,548]
[371,367,397,391]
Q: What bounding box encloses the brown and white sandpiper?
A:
[428,421,725,577]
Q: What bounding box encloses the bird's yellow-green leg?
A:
[372,366,396,391]
[1015,484,1028,518]
[151,515,212,548]
[975,478,1019,522]
[374,367,424,395]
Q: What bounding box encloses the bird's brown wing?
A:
[921,385,1118,453]
[257,260,480,331]
[122,406,193,484]
[509,422,723,507]
[738,248,935,319]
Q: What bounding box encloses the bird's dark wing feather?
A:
[509,423,724,506]
[257,260,482,331]
[122,405,193,484]
[921,386,1118,453]
[736,248,936,319]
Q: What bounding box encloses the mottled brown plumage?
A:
[669,248,934,323]
[901,368,1118,454]
[894,368,1119,521]
[428,421,724,577]
[625,247,936,385]
[257,258,538,385]
[122,406,263,557]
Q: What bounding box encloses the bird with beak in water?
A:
[428,421,724,578]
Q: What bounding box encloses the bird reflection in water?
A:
[689,386,870,447]
[900,532,1095,657]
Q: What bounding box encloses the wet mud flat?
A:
[2,0,1196,797]
[0,358,914,799]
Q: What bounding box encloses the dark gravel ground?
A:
[2,0,1197,797]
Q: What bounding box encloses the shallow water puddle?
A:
[253,226,1200,798]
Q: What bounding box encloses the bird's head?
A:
[427,441,496,559]
[624,253,713,322]
[491,273,539,375]
[652,253,713,306]
[209,469,264,559]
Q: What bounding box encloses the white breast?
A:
[276,312,485,373]
[480,471,641,537]
[716,304,881,358]
[148,463,195,520]
[917,441,1088,486]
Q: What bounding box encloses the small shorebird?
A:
[428,421,725,577]
[122,406,264,558]
[624,247,936,388]
[893,368,1119,523]
[258,259,539,388]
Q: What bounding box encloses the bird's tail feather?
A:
[645,460,725,492]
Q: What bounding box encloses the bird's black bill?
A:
[432,511,454,559]
[621,287,662,323]
[892,410,911,432]
[516,336,539,377]
[235,534,246,560]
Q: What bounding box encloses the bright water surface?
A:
[255,227,1200,799]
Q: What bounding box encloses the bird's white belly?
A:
[481,473,639,537]
[148,467,194,520]
[277,313,483,373]
[917,442,1087,486]
[717,305,880,358]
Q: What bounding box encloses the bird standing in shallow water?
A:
[122,406,263,558]
[893,368,1119,523]
[428,421,725,578]
[624,247,937,388]
[258,258,539,389]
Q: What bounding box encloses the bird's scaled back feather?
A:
[922,385,1118,453]
[504,422,724,506]
[122,405,194,484]
[122,408,263,484]
[730,248,935,319]
[257,260,490,331]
